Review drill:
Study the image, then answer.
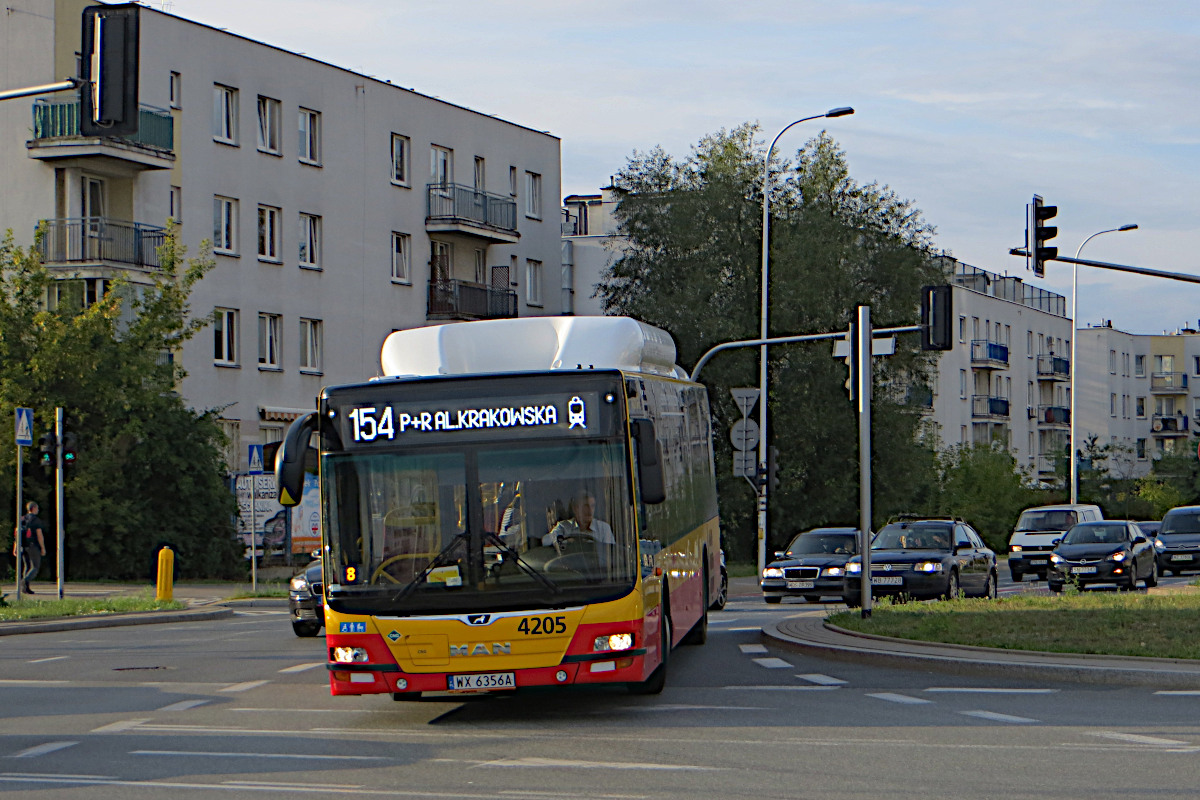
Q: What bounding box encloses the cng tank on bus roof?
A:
[379,316,686,379]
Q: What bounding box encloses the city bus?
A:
[274,316,722,698]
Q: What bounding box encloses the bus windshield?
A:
[322,439,637,616]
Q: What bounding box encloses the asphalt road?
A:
[4,585,1200,799]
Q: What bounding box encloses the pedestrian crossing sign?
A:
[248,444,264,475]
[14,407,33,447]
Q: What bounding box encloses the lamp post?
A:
[757,106,854,575]
[1069,223,1138,503]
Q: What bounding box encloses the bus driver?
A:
[542,491,614,550]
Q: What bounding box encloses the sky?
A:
[164,0,1200,335]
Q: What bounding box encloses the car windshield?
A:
[1160,511,1200,535]
[1062,523,1128,545]
[1016,510,1078,532]
[872,524,951,551]
[785,533,857,556]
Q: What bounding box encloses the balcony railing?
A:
[970,339,1009,367]
[427,279,517,321]
[1036,454,1065,475]
[1037,405,1070,426]
[1036,354,1070,380]
[1151,414,1189,435]
[426,183,518,235]
[38,218,165,269]
[31,100,174,152]
[1150,372,1189,393]
[972,395,1010,419]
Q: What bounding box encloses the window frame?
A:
[431,145,452,185]
[169,71,181,109]
[213,84,238,145]
[390,231,411,284]
[524,171,542,219]
[257,204,282,263]
[169,185,181,222]
[390,133,410,186]
[298,212,321,269]
[299,317,323,374]
[298,107,321,165]
[258,312,283,369]
[213,196,238,255]
[256,95,282,155]
[525,258,543,306]
[213,307,238,365]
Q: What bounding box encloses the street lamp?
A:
[757,106,854,574]
[1068,223,1138,503]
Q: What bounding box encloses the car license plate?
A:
[1171,555,1193,562]
[1029,558,1048,565]
[786,580,815,589]
[1071,566,1097,574]
[447,672,516,691]
[871,576,903,586]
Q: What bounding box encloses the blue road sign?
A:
[248,444,265,475]
[14,407,33,447]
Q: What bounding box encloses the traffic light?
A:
[920,285,954,351]
[38,431,57,471]
[80,4,140,137]
[767,445,780,492]
[1029,194,1058,278]
[62,432,78,467]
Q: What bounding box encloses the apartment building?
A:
[561,187,620,316]
[0,0,562,470]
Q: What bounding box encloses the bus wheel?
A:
[629,609,670,695]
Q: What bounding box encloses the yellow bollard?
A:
[156,546,174,601]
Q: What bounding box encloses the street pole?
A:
[15,443,22,602]
[856,307,873,618]
[55,406,64,600]
[250,473,258,593]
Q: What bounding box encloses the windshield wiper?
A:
[483,532,561,596]
[390,531,472,605]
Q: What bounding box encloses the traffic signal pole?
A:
[55,407,64,599]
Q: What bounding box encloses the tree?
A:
[598,125,944,558]
[936,443,1039,552]
[0,224,241,579]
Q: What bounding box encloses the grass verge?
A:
[828,592,1200,660]
[0,591,185,622]
[727,561,759,578]
[228,585,289,600]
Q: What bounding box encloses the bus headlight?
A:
[333,647,369,663]
[762,567,784,579]
[594,633,634,652]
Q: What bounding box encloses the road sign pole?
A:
[856,307,873,619]
[14,445,22,602]
[55,406,64,600]
[250,474,257,593]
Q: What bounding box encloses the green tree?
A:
[598,125,944,558]
[936,443,1039,552]
[0,225,240,580]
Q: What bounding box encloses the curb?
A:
[761,615,1200,688]
[0,606,234,636]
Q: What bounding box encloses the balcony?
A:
[426,183,520,244]
[972,395,1010,419]
[1036,453,1065,475]
[427,279,517,321]
[27,100,175,171]
[1036,354,1070,381]
[1036,404,1070,427]
[1150,372,1189,393]
[970,339,1009,369]
[1151,413,1189,436]
[38,218,165,272]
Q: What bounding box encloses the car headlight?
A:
[290,574,309,591]
[762,567,784,579]
[913,561,943,573]
[1107,550,1128,562]
[821,567,845,577]
[1049,553,1064,565]
[846,562,861,574]
[1155,539,1166,553]
[1010,545,1023,553]
[594,633,634,652]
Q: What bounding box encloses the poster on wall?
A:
[236,474,287,560]
[291,472,321,555]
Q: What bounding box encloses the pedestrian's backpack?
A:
[21,515,34,543]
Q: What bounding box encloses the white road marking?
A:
[0,774,523,796]
[868,692,932,704]
[751,657,793,669]
[26,656,69,664]
[220,680,269,693]
[795,673,847,686]
[1089,731,1191,747]
[722,685,839,691]
[156,700,210,712]
[1154,690,1200,696]
[590,704,764,713]
[738,644,767,654]
[132,750,389,761]
[90,719,148,733]
[8,742,78,758]
[960,710,1039,723]
[0,680,70,686]
[279,663,325,673]
[475,757,721,771]
[725,627,762,632]
[707,617,742,624]
[925,687,1056,694]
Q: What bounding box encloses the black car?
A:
[844,519,997,605]
[1155,506,1200,575]
[1047,521,1158,592]
[760,527,860,604]
[289,556,324,637]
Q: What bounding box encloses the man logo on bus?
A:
[568,396,586,429]
[466,614,492,626]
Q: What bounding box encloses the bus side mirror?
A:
[631,418,666,505]
[276,412,316,507]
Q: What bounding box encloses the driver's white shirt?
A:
[542,518,614,547]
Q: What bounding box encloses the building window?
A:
[1136,396,1146,417]
[509,166,518,197]
[391,232,411,283]
[474,249,486,284]
[258,312,282,368]
[474,157,486,191]
[214,308,238,364]
[257,205,281,262]
[300,318,322,372]
[959,370,967,399]
[169,71,181,109]
[298,108,321,164]
[1122,395,1128,418]
[431,146,452,185]
[298,213,320,269]
[524,171,542,218]
[213,196,238,253]
[169,186,181,222]
[1135,354,1146,376]
[1110,393,1117,417]
[525,259,543,306]
[957,316,965,344]
[1194,355,1200,376]
[213,84,238,144]
[1136,438,1147,460]
[256,95,281,154]
[1109,349,1117,374]
[390,133,409,185]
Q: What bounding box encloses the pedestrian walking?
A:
[13,501,46,594]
